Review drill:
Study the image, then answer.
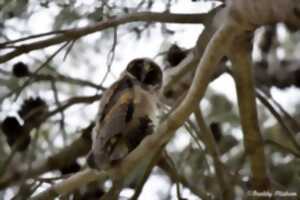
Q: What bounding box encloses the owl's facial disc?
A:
[126,58,162,89]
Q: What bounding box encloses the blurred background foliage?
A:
[0,0,300,199]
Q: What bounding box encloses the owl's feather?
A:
[88,58,161,171]
[98,77,134,123]
[91,83,134,169]
[89,76,154,170]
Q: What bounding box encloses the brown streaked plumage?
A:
[87,58,162,170]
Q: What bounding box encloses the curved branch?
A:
[45,94,101,119]
[0,12,209,64]
[32,169,108,200]
[256,90,300,152]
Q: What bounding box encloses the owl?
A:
[87,58,163,170]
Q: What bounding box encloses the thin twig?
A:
[50,81,68,145]
[268,93,300,132]
[32,72,105,90]
[256,89,300,152]
[63,39,76,61]
[45,94,101,119]
[194,107,233,200]
[0,30,65,47]
[265,139,300,158]
[15,42,70,99]
[163,152,185,200]
[0,42,70,103]
[100,27,118,86]
[130,146,166,200]
[0,123,94,190]
[158,150,211,200]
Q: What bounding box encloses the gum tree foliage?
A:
[0,0,300,199]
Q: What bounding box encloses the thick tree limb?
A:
[228,34,271,192]
[229,0,300,29]
[32,169,108,200]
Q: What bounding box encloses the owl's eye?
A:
[127,60,144,81]
[143,67,162,86]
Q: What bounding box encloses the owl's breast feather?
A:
[132,86,157,121]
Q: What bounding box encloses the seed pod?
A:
[18,97,48,126]
[166,44,188,67]
[1,117,22,137]
[1,116,31,151]
[12,62,30,77]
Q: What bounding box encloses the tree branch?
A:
[228,34,270,192]
[0,12,209,64]
[162,6,221,98]
[194,107,233,200]
[0,123,94,189]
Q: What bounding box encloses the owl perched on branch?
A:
[87,58,163,170]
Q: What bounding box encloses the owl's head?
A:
[126,58,163,90]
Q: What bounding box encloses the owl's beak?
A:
[144,62,151,72]
[141,63,151,82]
